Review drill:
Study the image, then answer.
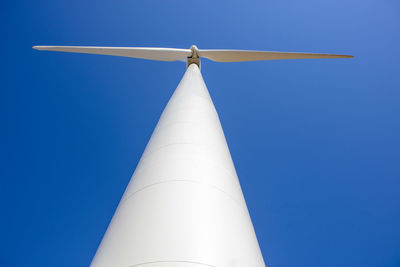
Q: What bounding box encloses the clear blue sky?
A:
[1,0,400,266]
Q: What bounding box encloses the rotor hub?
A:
[187,45,200,68]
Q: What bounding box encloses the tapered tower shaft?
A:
[90,64,265,267]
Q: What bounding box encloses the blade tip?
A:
[33,45,46,50]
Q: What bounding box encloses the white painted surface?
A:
[33,45,353,63]
[90,64,265,267]
[33,46,191,61]
[198,49,353,61]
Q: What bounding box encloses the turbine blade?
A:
[32,46,192,62]
[199,49,354,62]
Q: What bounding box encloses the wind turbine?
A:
[33,45,353,267]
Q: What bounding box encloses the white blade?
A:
[199,49,354,62]
[33,46,192,62]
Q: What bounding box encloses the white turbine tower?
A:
[34,45,353,267]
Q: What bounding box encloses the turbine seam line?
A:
[153,121,224,137]
[140,142,235,175]
[128,260,216,267]
[120,179,244,209]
